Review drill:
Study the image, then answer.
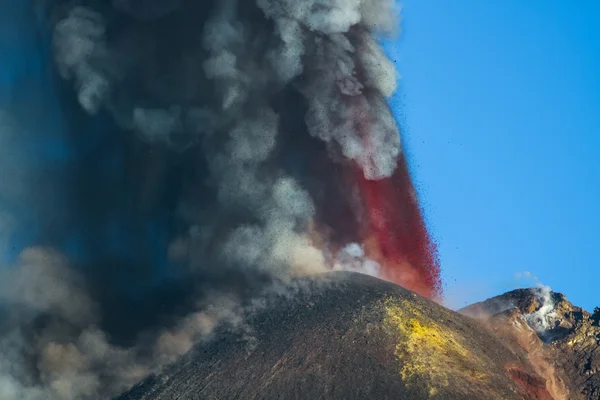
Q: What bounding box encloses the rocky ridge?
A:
[461,288,600,399]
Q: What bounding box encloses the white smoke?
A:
[516,271,557,333]
[525,284,557,333]
[333,243,381,278]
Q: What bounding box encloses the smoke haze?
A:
[0,0,441,398]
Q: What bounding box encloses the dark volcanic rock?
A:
[116,273,553,400]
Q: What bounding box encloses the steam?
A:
[516,272,557,334]
[0,0,406,398]
[525,285,556,333]
[333,243,381,277]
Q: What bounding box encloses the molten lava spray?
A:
[0,0,440,398]
[355,157,441,299]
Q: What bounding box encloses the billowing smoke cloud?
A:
[0,0,440,398]
[0,247,248,400]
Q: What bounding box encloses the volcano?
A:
[115,272,586,400]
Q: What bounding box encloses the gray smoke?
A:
[0,0,403,398]
[0,247,246,400]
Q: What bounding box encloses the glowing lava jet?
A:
[303,92,442,300]
[302,135,442,300]
[351,89,441,300]
[354,157,441,299]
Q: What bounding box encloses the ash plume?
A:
[0,0,440,399]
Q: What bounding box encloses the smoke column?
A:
[0,0,441,398]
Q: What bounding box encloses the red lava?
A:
[342,89,442,299]
[353,157,442,299]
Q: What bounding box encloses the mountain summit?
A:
[116,272,600,399]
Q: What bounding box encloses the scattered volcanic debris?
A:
[0,1,441,399]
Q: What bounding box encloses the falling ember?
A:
[302,129,442,299]
[314,77,442,299]
[354,158,442,299]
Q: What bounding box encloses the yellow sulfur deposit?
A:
[382,297,488,397]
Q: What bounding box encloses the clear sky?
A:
[385,0,600,311]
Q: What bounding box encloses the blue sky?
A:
[385,0,600,311]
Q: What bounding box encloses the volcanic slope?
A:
[461,288,600,400]
[117,272,553,400]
